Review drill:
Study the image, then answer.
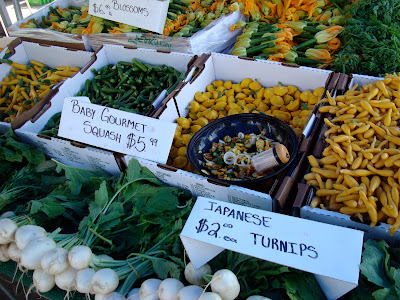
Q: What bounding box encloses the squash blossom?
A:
[231,47,247,57]
[315,25,343,44]
[305,48,332,62]
[71,27,85,34]
[315,37,341,51]
[230,20,247,31]
[281,21,307,33]
[234,37,251,49]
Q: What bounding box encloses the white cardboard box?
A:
[299,73,400,246]
[158,52,333,140]
[7,0,91,50]
[15,45,196,172]
[0,40,93,134]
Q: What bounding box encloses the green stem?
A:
[88,228,113,246]
[293,38,316,51]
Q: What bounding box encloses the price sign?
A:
[58,97,176,164]
[88,0,169,34]
[181,197,364,300]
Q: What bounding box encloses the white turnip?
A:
[104,292,127,300]
[210,269,240,300]
[15,225,47,250]
[20,237,56,270]
[55,266,77,292]
[0,244,10,262]
[139,278,162,300]
[0,218,17,244]
[7,242,21,262]
[184,262,212,286]
[246,296,272,300]
[127,288,140,300]
[41,247,69,275]
[0,211,16,218]
[76,268,95,294]
[68,245,92,270]
[158,278,184,300]
[32,269,55,293]
[177,285,203,300]
[91,268,119,295]
[199,292,222,300]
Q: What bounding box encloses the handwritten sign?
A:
[88,0,169,34]
[58,97,176,164]
[180,197,364,300]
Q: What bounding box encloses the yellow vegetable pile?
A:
[168,78,324,170]
[0,60,79,122]
[304,73,400,235]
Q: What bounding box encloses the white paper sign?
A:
[58,97,176,164]
[180,197,364,300]
[88,0,169,34]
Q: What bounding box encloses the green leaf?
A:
[152,259,181,280]
[42,198,65,218]
[54,160,109,194]
[30,200,43,214]
[372,288,399,300]
[284,272,325,300]
[360,240,393,288]
[144,188,179,213]
[89,181,109,220]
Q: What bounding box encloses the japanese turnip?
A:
[55,266,77,292]
[246,296,272,300]
[91,268,119,295]
[103,292,127,300]
[127,288,140,300]
[139,278,162,300]
[210,269,240,300]
[0,218,17,244]
[177,285,203,300]
[184,262,212,285]
[76,268,95,294]
[0,244,10,262]
[199,292,223,300]
[41,247,69,275]
[20,237,56,270]
[158,278,184,300]
[7,242,21,262]
[68,245,92,270]
[32,269,55,293]
[0,211,16,218]
[15,225,47,250]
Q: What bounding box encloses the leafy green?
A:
[332,0,400,76]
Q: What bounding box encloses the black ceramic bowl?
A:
[187,113,298,186]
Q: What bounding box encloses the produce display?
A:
[200,132,280,180]
[304,73,400,234]
[168,78,324,171]
[19,1,241,37]
[0,59,79,122]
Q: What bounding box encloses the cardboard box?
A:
[8,0,245,54]
[0,37,19,58]
[7,0,90,50]
[15,45,196,173]
[121,155,274,211]
[155,52,334,210]
[0,40,93,134]
[87,11,245,55]
[291,73,400,246]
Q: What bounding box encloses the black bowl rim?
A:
[187,113,299,185]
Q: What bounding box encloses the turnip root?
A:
[0,211,16,218]
[0,244,10,262]
[91,268,119,295]
[139,278,162,300]
[103,292,127,300]
[15,225,47,250]
[32,269,55,293]
[0,218,17,244]
[55,266,77,292]
[41,247,69,275]
[76,268,95,294]
[68,245,92,270]
[246,296,272,300]
[8,242,21,262]
[184,262,212,285]
[158,278,184,300]
[20,237,56,270]
[199,292,223,300]
[210,269,240,300]
[177,285,203,300]
[127,288,140,300]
